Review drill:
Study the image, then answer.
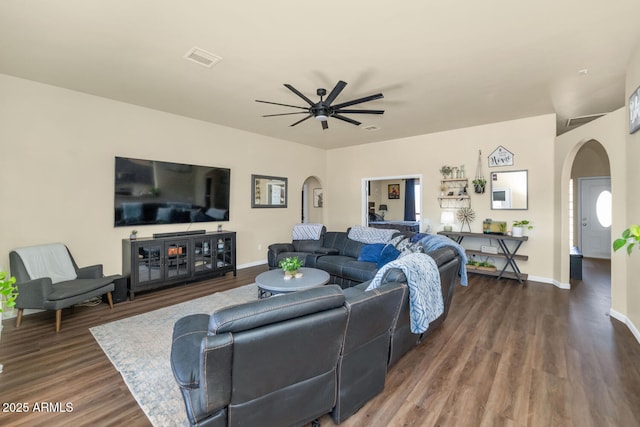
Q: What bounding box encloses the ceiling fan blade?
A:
[334,109,384,115]
[324,80,347,105]
[284,84,316,106]
[321,120,329,130]
[262,112,309,117]
[290,114,313,127]
[332,93,384,109]
[255,100,308,110]
[332,114,361,126]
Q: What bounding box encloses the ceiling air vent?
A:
[183,47,222,68]
[566,113,606,128]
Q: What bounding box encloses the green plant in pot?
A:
[472,178,486,194]
[439,165,452,178]
[279,256,304,279]
[512,220,533,237]
[613,224,640,255]
[0,271,18,373]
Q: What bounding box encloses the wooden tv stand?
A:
[122,231,236,300]
[438,231,528,283]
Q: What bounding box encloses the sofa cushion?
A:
[357,244,386,263]
[377,244,400,268]
[341,260,379,283]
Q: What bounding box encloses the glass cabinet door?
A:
[216,236,234,270]
[135,243,163,284]
[193,237,215,275]
[165,240,190,279]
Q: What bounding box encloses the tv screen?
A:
[114,157,230,227]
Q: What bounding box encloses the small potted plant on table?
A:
[279,256,304,280]
[512,220,533,237]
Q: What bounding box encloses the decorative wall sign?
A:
[630,85,640,134]
[488,145,514,167]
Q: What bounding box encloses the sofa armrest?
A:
[76,264,103,279]
[200,334,234,414]
[268,243,294,254]
[15,277,54,308]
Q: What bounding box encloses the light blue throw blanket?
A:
[366,253,443,334]
[417,234,469,286]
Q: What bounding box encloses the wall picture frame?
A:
[630,85,640,134]
[313,188,323,207]
[388,184,400,199]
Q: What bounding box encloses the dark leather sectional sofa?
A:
[268,228,410,287]
[171,227,463,426]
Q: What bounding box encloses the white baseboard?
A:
[527,275,571,290]
[237,259,267,269]
[610,309,640,345]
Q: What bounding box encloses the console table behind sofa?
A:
[438,231,528,283]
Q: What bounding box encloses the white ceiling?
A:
[1,1,639,149]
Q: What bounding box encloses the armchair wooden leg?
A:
[106,292,114,309]
[55,309,62,333]
[15,309,23,328]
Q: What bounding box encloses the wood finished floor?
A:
[1,259,639,426]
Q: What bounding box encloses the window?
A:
[596,190,612,228]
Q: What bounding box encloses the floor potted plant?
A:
[0,271,18,373]
[279,256,304,280]
[512,220,533,237]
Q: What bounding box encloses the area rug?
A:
[90,284,258,427]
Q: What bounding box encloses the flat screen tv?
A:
[114,157,230,227]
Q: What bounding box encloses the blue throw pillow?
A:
[357,243,386,263]
[377,244,401,268]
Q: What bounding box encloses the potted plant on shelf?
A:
[130,230,138,240]
[613,224,640,255]
[439,165,452,179]
[472,178,486,194]
[512,220,533,237]
[279,256,304,280]
[1,271,18,373]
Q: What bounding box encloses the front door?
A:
[579,177,612,258]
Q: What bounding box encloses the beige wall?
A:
[624,43,640,331]
[368,179,406,221]
[0,74,327,275]
[326,115,557,281]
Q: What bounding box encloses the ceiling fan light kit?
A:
[256,80,384,130]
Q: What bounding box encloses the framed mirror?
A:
[490,170,528,210]
[251,174,288,208]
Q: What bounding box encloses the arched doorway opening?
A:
[566,139,611,292]
[301,176,323,224]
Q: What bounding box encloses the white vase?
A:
[512,226,524,237]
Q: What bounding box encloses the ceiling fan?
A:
[256,80,384,130]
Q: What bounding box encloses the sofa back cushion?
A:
[209,285,345,334]
[323,231,367,259]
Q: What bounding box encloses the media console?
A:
[122,231,236,300]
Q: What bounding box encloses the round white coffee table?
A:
[256,267,330,298]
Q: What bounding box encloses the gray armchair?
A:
[9,243,120,332]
